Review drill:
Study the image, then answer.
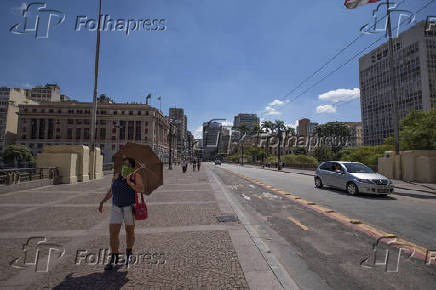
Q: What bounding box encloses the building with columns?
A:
[16,102,175,163]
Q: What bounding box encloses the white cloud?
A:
[318,88,360,103]
[285,120,298,129]
[268,99,288,106]
[264,106,281,116]
[221,121,233,127]
[316,105,337,114]
[193,126,203,139]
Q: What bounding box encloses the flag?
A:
[344,0,381,9]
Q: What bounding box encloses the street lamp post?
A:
[168,121,174,170]
[386,0,400,155]
[90,0,102,180]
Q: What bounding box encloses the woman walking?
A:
[99,157,144,270]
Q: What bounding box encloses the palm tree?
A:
[261,121,274,165]
[238,124,250,166]
[251,124,261,148]
[273,120,285,170]
[283,126,295,155]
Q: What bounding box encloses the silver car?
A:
[314,161,394,196]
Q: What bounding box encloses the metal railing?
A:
[0,167,59,185]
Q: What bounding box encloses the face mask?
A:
[121,165,134,178]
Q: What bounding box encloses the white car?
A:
[314,161,394,196]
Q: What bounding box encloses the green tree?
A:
[293,147,307,155]
[313,145,335,163]
[283,126,295,154]
[261,121,274,161]
[398,108,436,150]
[339,144,394,166]
[2,145,35,166]
[314,122,351,137]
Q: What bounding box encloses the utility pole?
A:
[168,121,173,170]
[90,0,102,179]
[386,0,400,154]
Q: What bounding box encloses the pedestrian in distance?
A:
[192,159,196,171]
[197,161,201,171]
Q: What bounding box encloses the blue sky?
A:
[1,0,433,138]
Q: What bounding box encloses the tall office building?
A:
[297,118,317,137]
[233,113,259,130]
[169,108,187,158]
[202,121,222,160]
[359,21,436,145]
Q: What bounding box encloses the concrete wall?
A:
[35,145,103,184]
[378,150,436,183]
[36,152,78,184]
[43,145,90,182]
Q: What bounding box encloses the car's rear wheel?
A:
[314,177,323,188]
[346,182,359,196]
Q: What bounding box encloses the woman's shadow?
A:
[53,270,128,290]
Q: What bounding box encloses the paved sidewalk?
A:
[0,164,285,289]
[244,164,436,194]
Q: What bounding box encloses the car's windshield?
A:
[343,163,373,173]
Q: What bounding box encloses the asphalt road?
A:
[209,163,436,290]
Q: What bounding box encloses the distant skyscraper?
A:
[359,21,436,145]
[169,108,187,157]
[233,113,259,130]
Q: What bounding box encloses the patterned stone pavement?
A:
[0,165,265,289]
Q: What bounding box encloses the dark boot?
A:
[104,253,119,271]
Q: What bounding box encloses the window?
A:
[319,162,332,171]
[76,128,81,139]
[135,121,141,140]
[100,128,106,140]
[128,121,134,140]
[129,111,133,115]
[67,128,73,139]
[68,119,73,124]
[47,119,54,139]
[39,119,45,139]
[112,144,116,150]
[119,121,126,140]
[84,128,90,139]
[146,111,149,116]
[76,119,82,124]
[144,128,148,134]
[138,111,142,115]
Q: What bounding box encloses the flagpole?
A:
[386,0,400,155]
